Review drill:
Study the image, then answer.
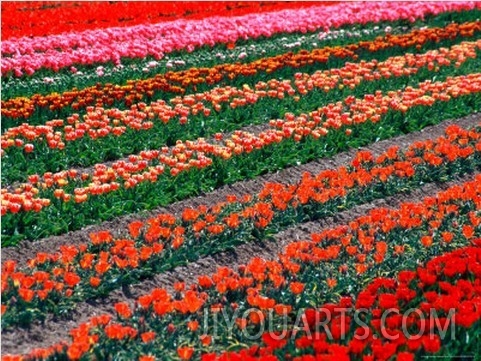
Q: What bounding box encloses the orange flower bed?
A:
[3,40,480,154]
[3,73,480,216]
[2,122,480,329]
[5,174,480,360]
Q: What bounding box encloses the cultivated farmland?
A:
[2,2,481,360]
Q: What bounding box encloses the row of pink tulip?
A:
[3,1,479,77]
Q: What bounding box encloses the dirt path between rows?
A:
[3,113,480,266]
[2,171,477,355]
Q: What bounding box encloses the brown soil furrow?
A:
[3,113,479,265]
[1,173,477,355]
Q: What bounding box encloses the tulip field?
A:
[3,1,481,360]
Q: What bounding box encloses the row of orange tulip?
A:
[3,40,480,156]
[3,72,481,217]
[2,122,480,328]
[5,172,480,360]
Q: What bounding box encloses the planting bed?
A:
[2,2,481,360]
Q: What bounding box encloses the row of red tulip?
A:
[1,2,333,40]
[206,242,481,361]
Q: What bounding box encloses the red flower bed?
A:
[209,241,481,360]
[1,2,336,40]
